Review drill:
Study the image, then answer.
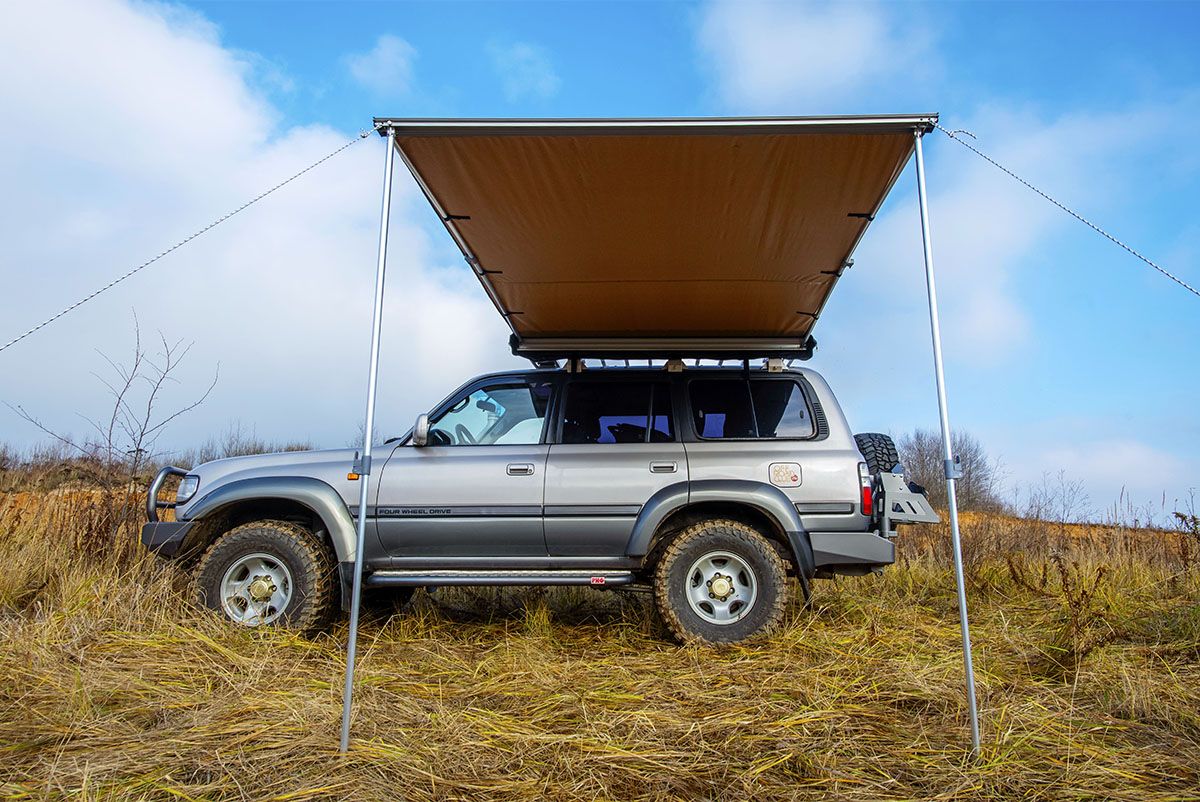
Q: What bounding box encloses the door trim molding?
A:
[544,504,642,517]
[354,505,542,518]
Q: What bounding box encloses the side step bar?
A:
[365,569,636,587]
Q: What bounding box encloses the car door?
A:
[373,377,555,558]
[544,377,688,556]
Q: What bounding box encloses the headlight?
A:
[176,475,200,505]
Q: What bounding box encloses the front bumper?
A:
[140,521,192,558]
[146,465,190,522]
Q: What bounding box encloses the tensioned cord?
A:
[0,129,373,354]
[933,122,1198,300]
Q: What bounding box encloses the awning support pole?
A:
[913,130,981,757]
[340,126,397,753]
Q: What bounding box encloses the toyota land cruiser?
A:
[142,361,936,643]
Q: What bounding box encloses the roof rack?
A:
[509,335,816,367]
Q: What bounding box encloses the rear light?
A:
[858,461,874,517]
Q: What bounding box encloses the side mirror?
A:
[411,413,430,447]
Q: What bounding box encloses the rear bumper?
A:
[809,531,895,567]
[140,521,192,558]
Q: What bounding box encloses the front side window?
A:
[561,382,675,444]
[690,379,814,439]
[428,381,551,446]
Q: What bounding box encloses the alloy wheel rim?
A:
[220,552,293,626]
[685,550,758,625]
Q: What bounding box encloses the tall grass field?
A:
[1,483,1198,800]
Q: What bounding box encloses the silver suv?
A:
[142,362,936,643]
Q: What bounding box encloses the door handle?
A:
[507,463,535,476]
[649,461,677,474]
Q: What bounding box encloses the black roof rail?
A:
[509,335,816,365]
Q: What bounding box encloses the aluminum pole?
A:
[913,130,981,756]
[340,127,397,753]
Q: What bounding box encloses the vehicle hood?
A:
[177,447,366,518]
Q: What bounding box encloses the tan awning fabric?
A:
[378,116,935,352]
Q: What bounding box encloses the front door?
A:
[544,379,687,556]
[374,379,554,557]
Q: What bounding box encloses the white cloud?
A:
[697,0,936,111]
[488,41,561,102]
[0,0,515,452]
[345,34,418,96]
[993,430,1195,522]
[825,102,1194,364]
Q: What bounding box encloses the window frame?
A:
[685,375,821,442]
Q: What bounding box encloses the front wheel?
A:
[653,519,790,644]
[194,519,337,634]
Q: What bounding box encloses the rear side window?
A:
[690,380,756,438]
[751,380,814,438]
[561,382,675,444]
[690,379,814,439]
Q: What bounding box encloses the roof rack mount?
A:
[509,335,816,365]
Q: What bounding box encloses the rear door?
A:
[544,378,687,556]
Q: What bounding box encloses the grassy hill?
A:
[1,489,1197,800]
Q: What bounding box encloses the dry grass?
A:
[1,491,1198,801]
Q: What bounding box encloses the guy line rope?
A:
[0,121,1193,356]
[934,122,1199,300]
[0,129,373,355]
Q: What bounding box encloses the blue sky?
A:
[1,0,1197,519]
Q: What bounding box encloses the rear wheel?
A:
[854,432,900,476]
[194,519,337,634]
[654,519,789,644]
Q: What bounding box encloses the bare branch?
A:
[5,403,89,456]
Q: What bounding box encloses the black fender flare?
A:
[181,476,360,564]
[626,479,815,584]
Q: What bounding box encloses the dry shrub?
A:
[3,487,1200,800]
[1005,552,1119,678]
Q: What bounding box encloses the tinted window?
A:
[752,380,815,438]
[690,380,756,438]
[429,381,551,446]
[690,379,814,439]
[561,382,674,444]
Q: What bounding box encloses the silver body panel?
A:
[373,444,549,557]
[544,443,689,556]
[176,447,363,520]
[683,440,864,532]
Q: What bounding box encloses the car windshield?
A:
[428,382,549,445]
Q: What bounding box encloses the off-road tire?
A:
[654,519,790,644]
[194,519,337,634]
[854,432,900,476]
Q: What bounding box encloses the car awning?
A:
[374,115,937,359]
